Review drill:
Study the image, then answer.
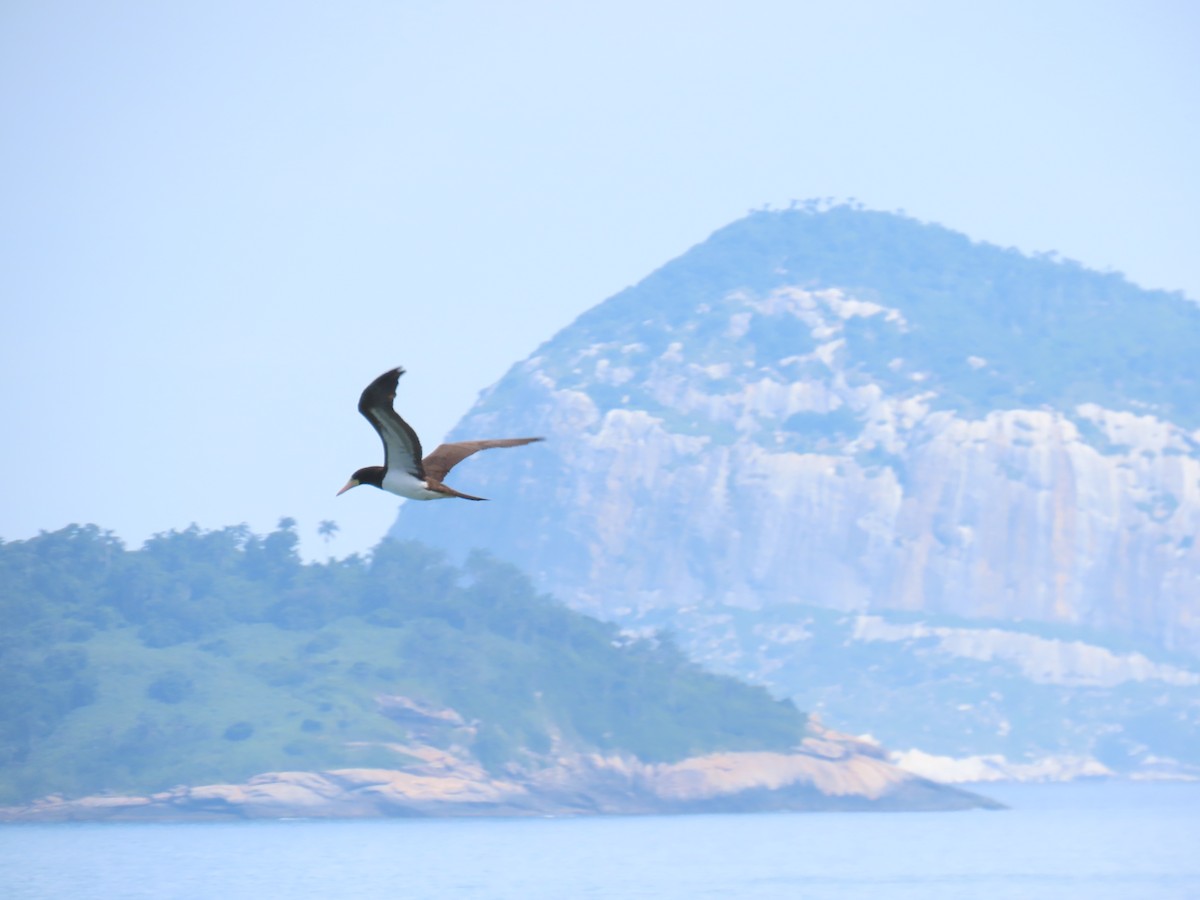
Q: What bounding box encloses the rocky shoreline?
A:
[0,727,1001,823]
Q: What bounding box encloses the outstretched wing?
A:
[422,437,544,483]
[358,367,425,479]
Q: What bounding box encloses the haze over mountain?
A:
[388,205,1200,780]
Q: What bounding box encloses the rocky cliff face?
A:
[0,723,997,821]
[387,207,1200,776]
[391,208,1200,655]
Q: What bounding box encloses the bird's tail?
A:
[434,483,489,501]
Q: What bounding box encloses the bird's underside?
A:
[388,438,543,501]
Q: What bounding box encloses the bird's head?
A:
[337,466,385,495]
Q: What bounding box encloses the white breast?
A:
[381,468,449,501]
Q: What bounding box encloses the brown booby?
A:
[337,367,542,501]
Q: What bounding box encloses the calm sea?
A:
[2,782,1198,899]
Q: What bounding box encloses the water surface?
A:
[3,782,1197,899]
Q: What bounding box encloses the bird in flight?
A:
[337,367,543,501]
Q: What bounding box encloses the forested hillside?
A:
[0,521,805,805]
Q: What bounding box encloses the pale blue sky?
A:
[2,1,1197,560]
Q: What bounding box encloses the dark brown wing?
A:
[358,367,425,479]
[422,437,544,483]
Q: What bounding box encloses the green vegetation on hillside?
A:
[0,522,805,804]
[570,205,1200,427]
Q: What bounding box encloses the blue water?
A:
[2,782,1198,899]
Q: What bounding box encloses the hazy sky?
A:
[2,1,1197,560]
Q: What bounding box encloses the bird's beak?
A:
[336,479,359,496]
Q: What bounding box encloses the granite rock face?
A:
[0,726,997,822]
[389,208,1200,654]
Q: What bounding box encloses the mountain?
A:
[387,205,1200,778]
